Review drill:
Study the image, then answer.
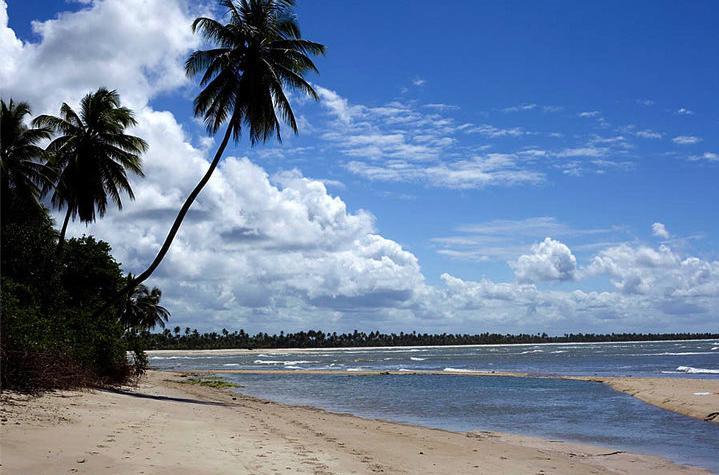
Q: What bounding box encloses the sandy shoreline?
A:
[1,370,709,474]
[570,376,719,423]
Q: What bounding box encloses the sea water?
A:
[150,340,719,472]
[150,339,719,377]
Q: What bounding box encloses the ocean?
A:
[150,339,719,472]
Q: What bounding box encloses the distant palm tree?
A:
[97,0,324,315]
[33,88,147,252]
[120,281,170,332]
[0,99,54,214]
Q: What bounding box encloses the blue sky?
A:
[2,0,718,333]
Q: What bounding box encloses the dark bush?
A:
[1,201,136,391]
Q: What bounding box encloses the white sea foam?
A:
[284,365,304,370]
[398,368,415,372]
[254,359,283,365]
[253,359,312,365]
[693,392,711,396]
[346,368,363,372]
[550,350,567,354]
[632,352,717,356]
[443,368,490,373]
[711,347,719,351]
[149,355,217,360]
[410,357,426,361]
[676,366,719,374]
[519,349,544,354]
[223,363,240,367]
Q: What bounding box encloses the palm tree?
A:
[120,281,171,332]
[0,99,54,215]
[33,88,147,252]
[96,0,324,316]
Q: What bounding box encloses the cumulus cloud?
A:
[511,238,577,283]
[586,244,718,299]
[438,242,719,331]
[0,0,199,112]
[652,222,670,239]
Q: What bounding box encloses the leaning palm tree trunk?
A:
[91,126,233,318]
[91,0,324,318]
[56,207,72,254]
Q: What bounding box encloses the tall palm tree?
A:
[96,0,324,316]
[33,88,147,252]
[120,280,171,332]
[0,99,54,215]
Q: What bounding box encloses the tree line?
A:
[138,328,719,350]
[1,0,324,391]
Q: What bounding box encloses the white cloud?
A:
[676,108,694,115]
[0,1,23,81]
[672,135,702,145]
[652,222,670,239]
[578,111,601,118]
[433,217,620,262]
[636,99,654,106]
[502,103,537,113]
[688,152,719,162]
[634,129,663,139]
[315,86,455,161]
[310,88,646,189]
[0,0,199,113]
[586,244,718,299]
[464,124,527,138]
[556,147,606,158]
[511,238,577,283]
[437,242,719,331]
[411,77,426,86]
[346,154,544,189]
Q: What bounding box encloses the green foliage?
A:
[1,205,134,390]
[187,0,325,142]
[120,283,171,332]
[0,99,54,214]
[177,376,239,389]
[138,328,719,351]
[33,88,146,225]
[1,91,165,392]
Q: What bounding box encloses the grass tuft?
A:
[174,376,239,389]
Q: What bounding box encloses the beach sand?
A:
[0,370,708,474]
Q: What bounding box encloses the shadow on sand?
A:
[100,387,230,407]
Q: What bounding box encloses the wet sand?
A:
[0,370,707,474]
